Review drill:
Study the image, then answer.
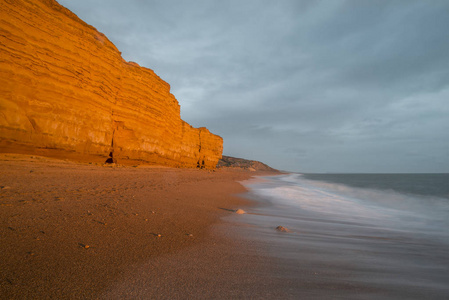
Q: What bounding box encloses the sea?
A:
[238,173,449,299]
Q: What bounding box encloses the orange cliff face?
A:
[0,0,222,169]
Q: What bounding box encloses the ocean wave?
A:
[246,173,449,234]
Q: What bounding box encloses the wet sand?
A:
[237,176,449,300]
[0,154,281,299]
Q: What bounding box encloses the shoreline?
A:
[0,154,278,298]
[237,174,449,299]
[4,154,447,298]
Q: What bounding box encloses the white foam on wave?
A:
[252,178,402,224]
[246,173,449,233]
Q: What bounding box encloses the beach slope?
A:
[0,154,282,298]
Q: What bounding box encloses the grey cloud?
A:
[58,0,449,172]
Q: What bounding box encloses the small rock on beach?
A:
[235,209,246,214]
[276,226,291,232]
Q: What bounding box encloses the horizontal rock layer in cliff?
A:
[0,0,222,169]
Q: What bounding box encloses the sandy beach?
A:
[3,155,448,299]
[0,154,281,299]
[2,0,448,299]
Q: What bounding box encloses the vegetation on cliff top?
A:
[217,156,279,172]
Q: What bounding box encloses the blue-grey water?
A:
[239,173,449,299]
[303,173,449,199]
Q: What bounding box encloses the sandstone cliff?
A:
[0,0,222,169]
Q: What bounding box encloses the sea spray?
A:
[236,173,449,298]
[245,173,449,239]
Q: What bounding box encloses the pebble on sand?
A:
[235,209,246,214]
[276,226,291,232]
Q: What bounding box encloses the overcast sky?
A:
[58,0,449,173]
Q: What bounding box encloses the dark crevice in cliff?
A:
[105,130,116,164]
[26,115,41,133]
[196,130,205,169]
[105,151,114,164]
